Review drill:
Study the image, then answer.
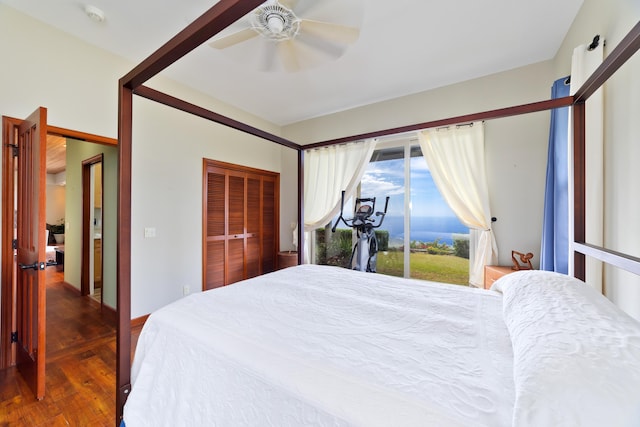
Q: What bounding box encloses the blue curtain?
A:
[540,77,570,273]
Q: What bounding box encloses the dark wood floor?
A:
[0,269,120,426]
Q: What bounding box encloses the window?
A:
[315,138,470,285]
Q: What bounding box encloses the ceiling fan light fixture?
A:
[252,2,299,41]
[266,14,285,34]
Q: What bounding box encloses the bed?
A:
[122,264,640,426]
[115,1,640,423]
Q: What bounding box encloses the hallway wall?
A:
[64,139,118,310]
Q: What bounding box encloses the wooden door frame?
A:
[1,116,20,369]
[0,117,116,370]
[81,154,104,300]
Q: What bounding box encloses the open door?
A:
[15,107,48,400]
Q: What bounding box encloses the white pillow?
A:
[495,270,640,427]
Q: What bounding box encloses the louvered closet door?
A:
[261,176,277,273]
[203,159,280,290]
[246,174,261,279]
[227,172,245,285]
[205,168,226,289]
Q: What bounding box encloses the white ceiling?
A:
[2,0,584,126]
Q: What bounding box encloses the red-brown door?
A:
[15,107,47,400]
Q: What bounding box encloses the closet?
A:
[203,159,279,290]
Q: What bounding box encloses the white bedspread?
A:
[124,264,515,426]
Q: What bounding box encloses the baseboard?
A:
[101,303,117,326]
[47,285,148,334]
[60,281,81,295]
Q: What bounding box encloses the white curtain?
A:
[568,39,604,292]
[418,122,497,287]
[303,139,376,262]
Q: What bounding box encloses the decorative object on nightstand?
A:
[511,250,533,270]
[484,251,535,289]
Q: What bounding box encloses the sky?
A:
[359,155,458,218]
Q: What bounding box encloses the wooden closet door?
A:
[203,159,279,290]
[246,174,261,279]
[261,176,277,273]
[227,172,245,285]
[204,168,226,289]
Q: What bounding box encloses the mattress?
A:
[124,264,515,426]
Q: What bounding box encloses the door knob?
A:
[19,262,45,271]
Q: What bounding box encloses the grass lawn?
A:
[376,251,469,285]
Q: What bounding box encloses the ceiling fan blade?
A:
[299,19,360,44]
[289,0,328,20]
[294,31,347,62]
[277,40,300,73]
[278,0,300,11]
[209,28,258,49]
[260,41,279,72]
[293,0,363,24]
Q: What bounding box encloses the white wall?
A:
[45,181,65,227]
[484,111,550,267]
[127,83,291,317]
[280,148,300,252]
[0,6,124,139]
[129,96,286,316]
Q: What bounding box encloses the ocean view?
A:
[381,216,469,246]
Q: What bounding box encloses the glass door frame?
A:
[369,135,417,278]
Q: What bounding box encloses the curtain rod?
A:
[436,122,476,131]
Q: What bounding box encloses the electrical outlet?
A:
[183,285,190,296]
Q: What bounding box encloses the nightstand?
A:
[277,251,298,270]
[483,265,515,289]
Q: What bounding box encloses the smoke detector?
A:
[84,5,105,23]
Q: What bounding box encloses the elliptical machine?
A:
[332,190,389,272]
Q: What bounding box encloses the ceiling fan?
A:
[209,0,363,72]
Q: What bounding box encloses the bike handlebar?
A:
[332,194,390,232]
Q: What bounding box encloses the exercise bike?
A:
[332,190,389,272]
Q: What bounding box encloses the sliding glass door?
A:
[315,137,469,284]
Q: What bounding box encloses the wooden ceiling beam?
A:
[120,0,264,90]
[134,85,301,151]
[305,96,575,149]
